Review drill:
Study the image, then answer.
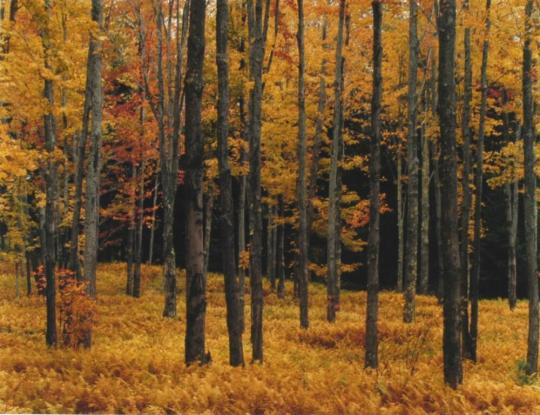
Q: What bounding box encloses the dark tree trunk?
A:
[203,193,214,277]
[216,0,245,366]
[396,149,404,292]
[419,125,430,294]
[276,197,285,299]
[523,0,538,377]
[296,0,309,329]
[470,0,491,363]
[437,0,462,388]
[460,0,473,359]
[147,174,159,264]
[246,0,268,363]
[126,164,136,296]
[133,157,145,298]
[184,0,208,365]
[365,0,382,370]
[403,0,419,323]
[326,0,345,323]
[42,0,57,347]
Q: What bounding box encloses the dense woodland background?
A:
[1,0,540,407]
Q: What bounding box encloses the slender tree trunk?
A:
[147,174,158,264]
[470,0,491,363]
[184,0,207,365]
[42,0,57,347]
[83,0,104,301]
[276,197,285,299]
[326,0,345,323]
[438,0,462,388]
[397,150,404,292]
[216,0,245,366]
[267,205,276,289]
[365,0,382,369]
[237,99,247,331]
[203,193,214,277]
[403,0,419,323]
[419,126,430,294]
[523,0,538,377]
[247,0,268,362]
[460,0,473,358]
[133,158,145,298]
[25,253,32,296]
[296,0,309,329]
[126,164,136,296]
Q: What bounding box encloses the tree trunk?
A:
[246,0,268,363]
[326,0,345,323]
[216,0,245,366]
[419,126,430,294]
[184,0,208,366]
[126,163,136,296]
[365,0,382,369]
[296,0,309,329]
[133,157,145,298]
[267,205,276,289]
[470,0,491,363]
[203,193,214,277]
[147,174,159,264]
[460,0,473,358]
[42,0,57,347]
[276,197,285,299]
[437,0,462,388]
[403,0,419,324]
[523,0,538,377]
[396,150,404,292]
[83,0,104,301]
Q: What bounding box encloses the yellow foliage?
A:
[1,263,540,414]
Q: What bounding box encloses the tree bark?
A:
[505,119,518,311]
[276,197,285,299]
[42,0,57,347]
[419,125,430,294]
[147,174,159,264]
[184,0,207,365]
[438,0,462,388]
[460,0,473,358]
[203,192,214,277]
[216,0,245,366]
[396,149,404,292]
[326,0,345,323]
[133,157,145,298]
[470,0,491,362]
[365,0,382,369]
[83,0,104,302]
[247,0,268,362]
[523,0,538,377]
[403,0,419,323]
[296,0,309,329]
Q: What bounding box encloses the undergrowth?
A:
[0,263,539,414]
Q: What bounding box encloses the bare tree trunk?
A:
[126,164,136,296]
[133,157,145,298]
[438,0,462,388]
[276,197,285,299]
[267,205,276,289]
[470,0,491,363]
[296,0,309,329]
[246,0,269,363]
[523,0,538,377]
[460,0,473,358]
[365,0,382,369]
[83,0,104,302]
[396,150,404,291]
[42,0,57,347]
[326,0,345,323]
[403,0,419,323]
[203,193,214,277]
[216,0,245,366]
[147,174,158,264]
[419,126,430,294]
[184,0,208,365]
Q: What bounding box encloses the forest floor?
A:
[0,263,539,414]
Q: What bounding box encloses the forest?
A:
[0,0,539,413]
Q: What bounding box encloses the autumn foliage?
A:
[0,263,539,414]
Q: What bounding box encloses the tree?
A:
[522,0,537,377]
[438,0,462,388]
[365,0,382,370]
[470,0,491,363]
[216,0,244,367]
[326,0,345,323]
[246,0,269,362]
[83,0,104,302]
[296,0,308,329]
[403,0,418,324]
[42,0,57,347]
[184,0,207,365]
